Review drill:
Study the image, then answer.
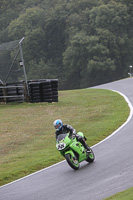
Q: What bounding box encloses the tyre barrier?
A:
[6,82,24,103]
[51,79,58,102]
[0,87,3,102]
[28,79,58,103]
[29,82,41,103]
[0,79,58,103]
[0,82,24,103]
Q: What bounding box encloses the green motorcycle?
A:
[56,132,95,170]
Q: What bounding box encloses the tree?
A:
[7,7,46,75]
[89,1,132,80]
[63,32,91,89]
[0,0,132,89]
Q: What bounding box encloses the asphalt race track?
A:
[0,78,133,200]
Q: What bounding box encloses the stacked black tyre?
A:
[29,79,58,103]
[40,81,52,103]
[51,79,58,102]
[6,84,24,103]
[29,82,41,103]
[0,86,3,102]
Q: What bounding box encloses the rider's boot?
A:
[84,143,91,153]
[81,139,91,153]
[76,135,91,153]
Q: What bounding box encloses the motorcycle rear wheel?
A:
[65,153,79,170]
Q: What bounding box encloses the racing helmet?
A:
[53,119,63,131]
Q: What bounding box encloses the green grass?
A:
[0,88,129,186]
[104,187,133,200]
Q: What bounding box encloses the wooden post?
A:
[23,82,29,102]
[2,86,7,103]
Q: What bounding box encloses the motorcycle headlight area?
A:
[56,143,66,150]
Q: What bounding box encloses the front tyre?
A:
[65,153,79,170]
[86,148,95,163]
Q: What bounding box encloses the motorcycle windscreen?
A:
[56,133,68,143]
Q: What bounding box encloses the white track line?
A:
[1,89,133,189]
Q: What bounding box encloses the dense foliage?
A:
[0,0,133,89]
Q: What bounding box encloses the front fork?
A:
[65,150,75,158]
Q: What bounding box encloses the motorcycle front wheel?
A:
[65,153,79,170]
[86,148,95,163]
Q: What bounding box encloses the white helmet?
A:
[53,119,63,131]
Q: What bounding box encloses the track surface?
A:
[1,78,133,200]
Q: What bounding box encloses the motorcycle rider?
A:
[53,119,91,153]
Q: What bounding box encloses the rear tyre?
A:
[86,148,95,163]
[65,153,79,170]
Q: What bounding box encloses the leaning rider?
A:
[53,119,91,153]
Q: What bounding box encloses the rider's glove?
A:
[73,129,76,135]
[76,135,83,142]
[72,129,76,137]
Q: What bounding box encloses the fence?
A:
[0,81,24,103]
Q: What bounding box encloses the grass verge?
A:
[104,187,133,200]
[0,88,129,186]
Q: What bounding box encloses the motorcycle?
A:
[56,132,95,170]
